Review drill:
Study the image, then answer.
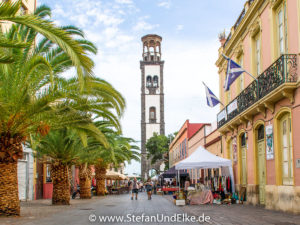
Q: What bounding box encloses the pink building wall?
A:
[292,88,300,186]
[287,0,300,54]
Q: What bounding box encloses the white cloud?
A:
[162,39,220,133]
[133,17,159,31]
[158,0,171,9]
[176,24,184,31]
[115,0,133,4]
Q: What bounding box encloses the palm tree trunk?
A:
[51,163,70,205]
[0,161,20,216]
[95,164,106,196]
[79,164,92,199]
[0,134,24,216]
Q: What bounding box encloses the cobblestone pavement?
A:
[1,193,300,225]
[163,195,300,225]
[0,193,197,225]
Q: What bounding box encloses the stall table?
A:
[162,187,180,194]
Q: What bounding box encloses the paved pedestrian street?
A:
[1,193,300,225]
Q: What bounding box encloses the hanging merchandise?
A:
[266,125,274,160]
[233,137,237,163]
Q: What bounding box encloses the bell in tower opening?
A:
[140,34,165,180]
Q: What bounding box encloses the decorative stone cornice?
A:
[216,0,267,67]
[269,0,284,9]
[234,43,244,57]
[249,18,261,37]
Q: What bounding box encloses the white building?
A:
[18,146,34,200]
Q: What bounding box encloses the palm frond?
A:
[2,14,94,88]
[0,0,21,17]
[34,5,51,18]
[0,52,14,63]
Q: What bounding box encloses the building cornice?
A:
[216,0,268,68]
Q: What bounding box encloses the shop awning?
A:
[160,166,189,178]
[175,146,235,192]
[105,170,127,180]
[175,146,232,169]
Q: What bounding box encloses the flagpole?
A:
[222,54,258,81]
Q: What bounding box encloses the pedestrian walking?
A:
[139,181,144,192]
[145,178,153,200]
[153,181,157,195]
[184,176,190,197]
[130,177,140,200]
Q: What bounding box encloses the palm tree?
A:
[0,4,108,215]
[35,128,83,205]
[75,136,103,199]
[0,2,126,215]
[95,133,140,196]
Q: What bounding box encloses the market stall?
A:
[158,166,188,194]
[175,146,235,205]
[105,171,129,194]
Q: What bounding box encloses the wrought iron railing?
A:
[224,0,256,48]
[217,54,297,128]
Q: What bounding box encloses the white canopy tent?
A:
[175,146,235,193]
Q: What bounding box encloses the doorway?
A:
[256,125,266,205]
[240,133,247,186]
[280,114,293,185]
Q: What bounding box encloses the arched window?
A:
[257,125,264,141]
[146,76,152,87]
[149,107,156,123]
[153,76,159,88]
[241,133,246,147]
[156,45,160,53]
[149,47,154,55]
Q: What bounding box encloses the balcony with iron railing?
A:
[217,54,298,130]
[223,0,256,48]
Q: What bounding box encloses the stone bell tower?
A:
[140,34,165,180]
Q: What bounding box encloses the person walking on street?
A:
[153,181,157,195]
[128,179,132,194]
[145,178,153,200]
[130,177,140,200]
[184,176,190,198]
[139,181,144,192]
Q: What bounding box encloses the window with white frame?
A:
[226,90,231,105]
[238,55,244,93]
[255,36,261,76]
[278,9,285,55]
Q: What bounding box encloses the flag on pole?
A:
[224,57,245,91]
[203,82,221,107]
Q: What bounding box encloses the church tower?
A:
[140,34,165,180]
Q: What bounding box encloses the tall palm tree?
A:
[95,133,140,196]
[74,134,104,199]
[0,2,126,215]
[35,128,83,205]
[0,4,107,215]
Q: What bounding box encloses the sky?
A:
[38,0,246,175]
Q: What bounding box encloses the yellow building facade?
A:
[216,0,300,213]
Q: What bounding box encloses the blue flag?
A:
[224,58,245,91]
[203,82,220,107]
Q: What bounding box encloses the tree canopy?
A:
[146,132,176,171]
